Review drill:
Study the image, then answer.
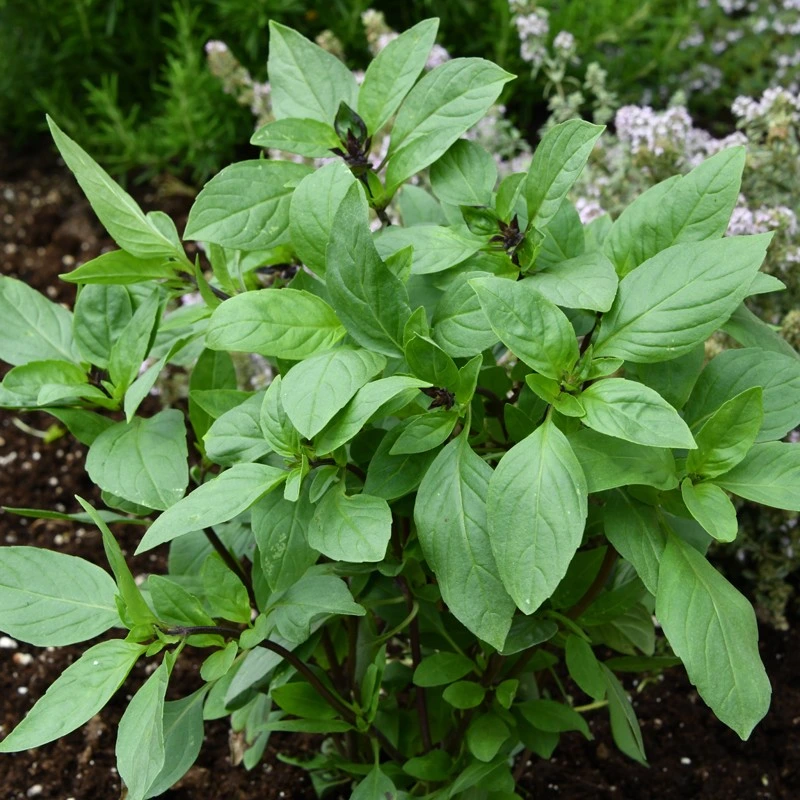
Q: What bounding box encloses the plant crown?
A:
[1,18,797,799]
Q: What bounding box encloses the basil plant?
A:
[1,18,798,799]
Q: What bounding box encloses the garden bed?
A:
[1,147,798,800]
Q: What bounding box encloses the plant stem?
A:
[310,458,367,482]
[203,527,258,610]
[513,747,532,782]
[169,624,406,763]
[399,576,433,753]
[567,545,619,620]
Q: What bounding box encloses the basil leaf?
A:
[656,533,771,739]
[488,418,588,614]
[414,435,515,649]
[250,118,340,157]
[206,289,346,360]
[430,139,498,206]
[680,479,739,542]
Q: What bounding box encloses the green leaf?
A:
[358,18,439,134]
[206,288,345,360]
[266,574,364,643]
[73,285,132,368]
[0,547,118,646]
[201,555,251,623]
[723,303,800,360]
[148,575,215,627]
[594,235,771,363]
[414,436,515,649]
[602,665,647,764]
[107,287,162,394]
[268,21,358,123]
[603,491,666,596]
[188,349,237,446]
[414,652,476,687]
[385,58,514,191]
[604,147,745,276]
[144,686,208,799]
[714,442,800,511]
[656,533,771,738]
[579,378,696,449]
[488,418,588,614]
[536,198,584,268]
[281,347,386,439]
[184,160,312,250]
[466,712,510,762]
[315,375,430,453]
[432,271,498,358]
[499,616,558,655]
[404,750,454,781]
[631,342,705,409]
[399,184,448,226]
[352,765,398,799]
[683,348,800,443]
[43,408,115,446]
[326,185,412,356]
[250,118,340,157]
[405,333,460,387]
[205,391,270,466]
[430,139,498,206]
[471,277,579,380]
[290,161,356,275]
[565,635,606,701]
[135,463,287,553]
[364,422,439,500]
[76,497,156,627]
[443,681,487,709]
[116,658,170,800]
[686,387,763,478]
[526,251,618,312]
[60,249,176,285]
[47,116,182,260]
[748,271,786,295]
[0,275,80,366]
[271,681,338,719]
[86,410,188,511]
[524,120,604,230]
[375,224,483,276]
[567,428,677,494]
[518,699,591,738]
[260,376,301,457]
[0,639,144,752]
[680,479,738,542]
[252,487,318,593]
[309,485,392,563]
[1,360,98,407]
[390,408,459,454]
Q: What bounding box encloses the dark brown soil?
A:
[1,146,799,800]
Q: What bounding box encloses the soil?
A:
[1,145,799,800]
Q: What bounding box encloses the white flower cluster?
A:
[614,105,694,157]
[509,1,550,68]
[732,87,800,123]
[727,196,798,240]
[716,0,750,12]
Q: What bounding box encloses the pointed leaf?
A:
[656,533,771,739]
[414,436,515,649]
[0,640,144,752]
[681,479,738,542]
[488,418,588,614]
